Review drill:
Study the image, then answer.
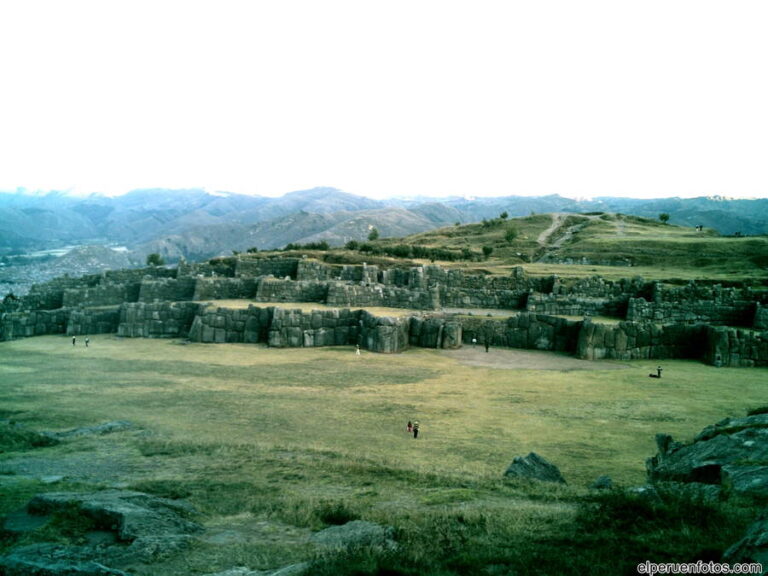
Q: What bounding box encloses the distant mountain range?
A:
[2,188,767,263]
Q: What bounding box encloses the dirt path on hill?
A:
[537,213,565,246]
[441,346,629,371]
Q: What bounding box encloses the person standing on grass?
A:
[356,344,361,355]
[72,336,76,346]
[85,337,90,348]
[407,420,413,434]
[413,421,420,439]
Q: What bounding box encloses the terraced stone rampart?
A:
[192,277,259,301]
[255,277,329,303]
[0,309,69,339]
[138,278,196,302]
[117,301,203,338]
[67,306,121,335]
[62,283,139,308]
[577,320,708,361]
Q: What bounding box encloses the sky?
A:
[1,1,767,201]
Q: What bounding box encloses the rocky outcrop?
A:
[504,452,566,484]
[646,412,768,567]
[0,490,202,575]
[647,413,768,500]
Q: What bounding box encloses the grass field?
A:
[1,336,766,574]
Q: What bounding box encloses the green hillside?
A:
[361,212,768,284]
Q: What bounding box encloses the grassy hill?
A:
[363,212,768,284]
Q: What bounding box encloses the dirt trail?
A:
[537,213,565,246]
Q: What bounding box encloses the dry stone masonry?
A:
[2,256,767,364]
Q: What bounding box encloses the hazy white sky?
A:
[1,1,766,200]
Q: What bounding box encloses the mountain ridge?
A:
[2,188,767,263]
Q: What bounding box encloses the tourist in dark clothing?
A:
[413,421,420,439]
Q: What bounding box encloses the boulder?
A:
[721,465,768,500]
[504,452,566,484]
[7,490,204,572]
[310,520,396,551]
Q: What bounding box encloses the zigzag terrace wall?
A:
[2,256,768,365]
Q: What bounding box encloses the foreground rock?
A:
[0,490,202,575]
[647,413,768,499]
[310,520,396,551]
[646,411,768,566]
[504,452,566,484]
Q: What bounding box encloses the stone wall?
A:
[704,326,768,367]
[337,264,379,285]
[187,306,462,353]
[267,307,360,348]
[360,310,411,353]
[117,302,203,338]
[62,283,139,308]
[297,259,335,281]
[0,309,69,339]
[137,278,197,303]
[235,258,299,279]
[187,305,273,344]
[67,307,121,335]
[409,316,463,349]
[326,283,436,310]
[255,278,329,303]
[577,320,708,361]
[627,297,756,327]
[192,277,259,301]
[755,304,768,330]
[525,294,626,318]
[553,275,650,299]
[102,267,176,283]
[459,313,581,353]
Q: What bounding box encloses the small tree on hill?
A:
[482,246,494,259]
[505,227,518,244]
[368,227,380,241]
[659,213,670,224]
[500,211,508,220]
[146,253,165,266]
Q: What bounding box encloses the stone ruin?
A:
[1,256,767,366]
